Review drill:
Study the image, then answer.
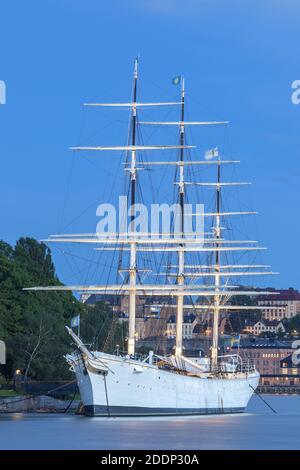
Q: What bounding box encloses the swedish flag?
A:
[172,76,181,86]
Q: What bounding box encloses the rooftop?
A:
[263,319,283,327]
[168,314,196,324]
[82,294,121,306]
[232,338,294,349]
[280,354,300,369]
[192,323,202,334]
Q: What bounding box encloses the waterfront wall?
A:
[0,395,80,413]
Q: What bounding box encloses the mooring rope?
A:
[249,384,277,414]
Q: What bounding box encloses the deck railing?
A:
[217,354,256,374]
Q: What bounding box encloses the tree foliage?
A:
[224,293,262,334]
[283,314,300,336]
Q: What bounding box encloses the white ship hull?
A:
[68,350,259,417]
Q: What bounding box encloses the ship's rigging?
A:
[24,58,278,365]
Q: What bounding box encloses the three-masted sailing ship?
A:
[25,59,278,416]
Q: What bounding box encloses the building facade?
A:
[244,319,285,335]
[166,314,197,340]
[230,339,300,391]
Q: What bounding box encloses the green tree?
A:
[80,302,126,353]
[283,314,300,337]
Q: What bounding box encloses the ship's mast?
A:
[211,157,221,368]
[24,63,279,368]
[175,78,185,357]
[128,58,138,356]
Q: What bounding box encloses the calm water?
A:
[0,395,299,450]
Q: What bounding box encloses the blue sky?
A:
[0,0,299,288]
